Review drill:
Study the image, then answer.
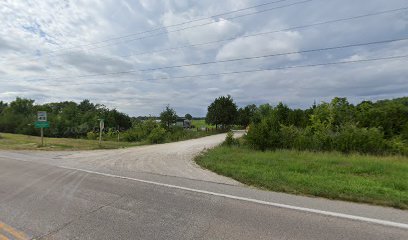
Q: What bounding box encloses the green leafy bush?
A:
[122,119,158,142]
[279,125,299,149]
[386,137,408,156]
[167,126,185,141]
[245,114,281,151]
[401,122,408,141]
[245,122,272,151]
[122,128,144,142]
[334,123,386,154]
[223,131,239,146]
[86,131,98,140]
[148,127,166,144]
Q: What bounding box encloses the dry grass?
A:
[0,132,144,151]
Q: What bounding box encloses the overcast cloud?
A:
[0,0,407,116]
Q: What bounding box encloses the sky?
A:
[0,0,407,117]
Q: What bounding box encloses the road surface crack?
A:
[33,195,125,240]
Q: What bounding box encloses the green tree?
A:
[185,113,192,120]
[0,101,7,114]
[0,98,36,134]
[274,102,291,124]
[330,97,355,127]
[206,95,238,129]
[288,109,308,128]
[356,98,408,138]
[9,97,35,115]
[237,104,257,127]
[252,103,273,124]
[160,105,177,129]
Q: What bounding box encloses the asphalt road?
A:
[0,133,407,239]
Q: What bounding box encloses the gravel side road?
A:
[0,132,244,185]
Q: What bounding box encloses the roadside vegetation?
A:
[2,94,408,208]
[191,119,214,129]
[244,97,408,155]
[196,143,408,209]
[111,119,217,145]
[1,95,407,153]
[0,98,132,138]
[0,98,225,150]
[196,95,408,208]
[0,132,143,150]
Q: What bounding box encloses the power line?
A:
[40,54,408,87]
[139,37,408,72]
[53,6,408,67]
[30,37,408,81]
[45,0,294,53]
[7,5,407,66]
[119,6,408,58]
[70,0,313,51]
[5,0,312,63]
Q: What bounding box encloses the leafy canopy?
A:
[206,95,238,128]
[160,105,177,129]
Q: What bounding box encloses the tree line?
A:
[1,96,408,155]
[0,97,203,143]
[224,96,408,155]
[0,98,132,138]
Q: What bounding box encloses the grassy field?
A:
[191,119,214,128]
[0,133,144,151]
[195,146,408,209]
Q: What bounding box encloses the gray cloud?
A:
[0,0,407,116]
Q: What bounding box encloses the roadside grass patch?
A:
[195,146,408,209]
[0,132,145,151]
[0,131,221,151]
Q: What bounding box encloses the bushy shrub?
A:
[401,122,408,141]
[246,114,282,151]
[309,114,334,151]
[122,128,145,142]
[280,125,299,149]
[167,126,185,141]
[334,124,386,154]
[148,127,167,144]
[386,137,408,155]
[86,131,98,140]
[122,119,159,142]
[143,119,158,135]
[245,119,405,156]
[245,121,272,151]
[291,127,314,150]
[223,131,239,146]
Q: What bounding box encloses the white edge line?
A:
[61,165,408,230]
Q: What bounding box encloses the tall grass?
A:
[196,146,408,209]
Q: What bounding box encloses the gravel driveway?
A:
[0,132,244,185]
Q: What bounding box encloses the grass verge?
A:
[195,146,408,209]
[0,132,145,151]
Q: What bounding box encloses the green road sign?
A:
[35,121,50,128]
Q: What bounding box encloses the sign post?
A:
[98,119,104,145]
[41,127,44,146]
[35,111,49,146]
